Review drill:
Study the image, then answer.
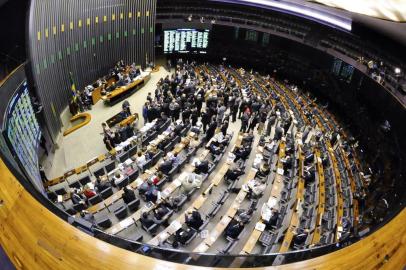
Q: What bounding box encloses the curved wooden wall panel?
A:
[0,157,405,269]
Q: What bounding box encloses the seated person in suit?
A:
[262,202,279,228]
[225,219,244,239]
[173,226,194,246]
[256,162,271,178]
[243,178,266,198]
[122,186,136,204]
[242,131,254,144]
[233,145,250,162]
[158,157,173,175]
[138,180,152,196]
[136,151,147,169]
[303,166,316,187]
[95,177,111,192]
[153,205,170,224]
[236,208,253,224]
[185,210,204,230]
[167,152,180,167]
[208,142,223,156]
[163,195,182,210]
[225,167,244,182]
[292,228,309,246]
[173,121,184,136]
[80,210,95,223]
[157,112,168,125]
[194,160,209,174]
[140,212,155,229]
[71,189,87,206]
[145,187,159,203]
[282,155,293,170]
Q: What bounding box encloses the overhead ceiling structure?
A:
[311,0,406,22]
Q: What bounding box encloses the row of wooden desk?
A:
[238,138,286,255]
[104,134,196,234]
[193,168,258,253]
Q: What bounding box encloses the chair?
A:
[100,187,113,199]
[105,161,116,173]
[93,168,105,179]
[65,208,77,215]
[47,191,57,201]
[68,181,81,189]
[127,198,140,211]
[118,152,129,164]
[142,159,152,171]
[175,194,188,211]
[97,217,112,229]
[73,203,86,212]
[142,223,158,234]
[116,177,129,189]
[128,146,138,158]
[155,176,168,189]
[207,203,221,217]
[88,195,103,205]
[182,229,198,246]
[114,206,128,220]
[54,187,67,195]
[79,175,91,186]
[167,166,178,181]
[151,150,163,165]
[128,170,139,183]
[221,240,238,254]
[218,192,230,205]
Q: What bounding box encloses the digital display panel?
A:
[164,29,209,54]
[331,58,354,83]
[4,81,41,184]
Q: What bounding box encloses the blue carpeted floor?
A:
[0,245,15,270]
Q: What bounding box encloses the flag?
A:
[68,71,77,98]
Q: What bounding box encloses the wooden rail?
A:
[63,113,91,136]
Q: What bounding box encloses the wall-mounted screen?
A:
[331,58,354,83]
[164,29,209,54]
[3,81,41,185]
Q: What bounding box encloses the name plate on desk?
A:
[200,230,208,239]
[255,222,266,232]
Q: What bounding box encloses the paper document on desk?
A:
[120,219,133,228]
[200,230,208,239]
[169,220,182,233]
[255,222,266,232]
[277,168,284,175]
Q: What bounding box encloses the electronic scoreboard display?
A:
[4,81,42,184]
[164,29,210,54]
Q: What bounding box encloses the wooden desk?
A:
[102,75,150,106]
[92,86,102,105]
[87,132,193,214]
[193,168,257,253]
[312,148,326,244]
[103,134,198,232]
[279,147,304,253]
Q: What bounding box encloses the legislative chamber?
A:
[0,0,405,269]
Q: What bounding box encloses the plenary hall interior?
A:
[0,0,405,269]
